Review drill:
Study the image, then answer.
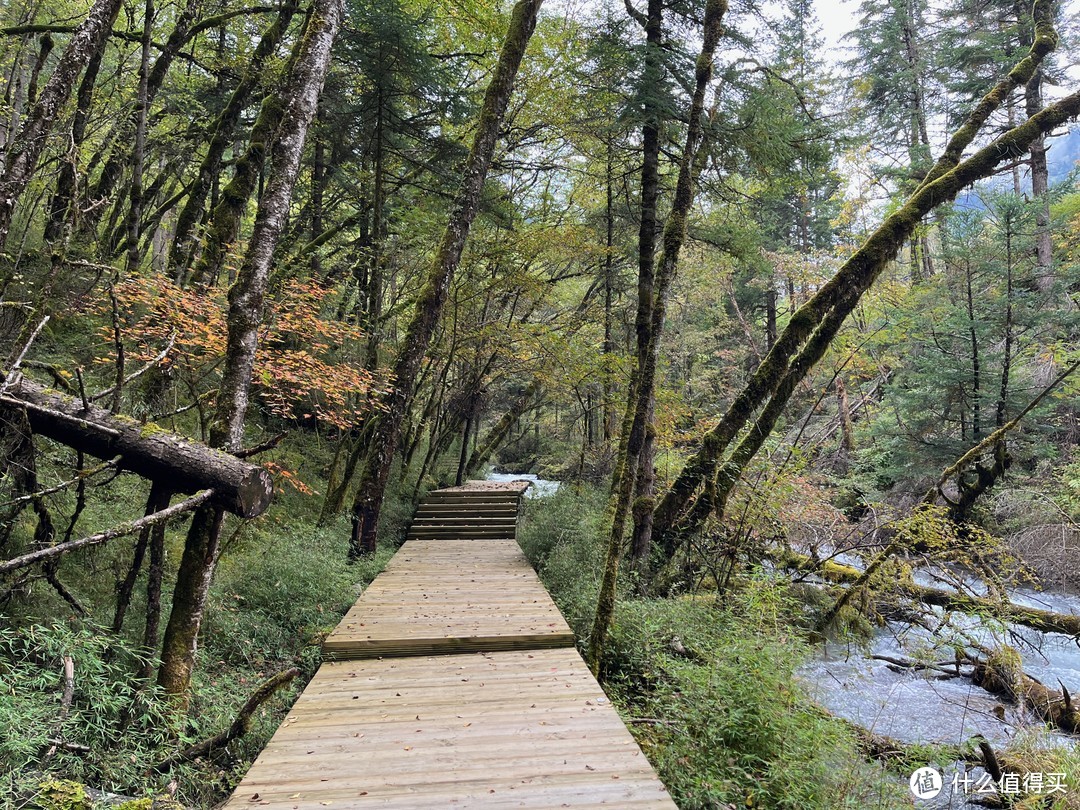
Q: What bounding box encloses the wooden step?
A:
[415,504,519,515]
[407,531,517,540]
[419,494,520,507]
[415,502,519,511]
[407,525,517,534]
[410,520,516,527]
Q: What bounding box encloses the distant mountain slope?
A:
[1048,127,1080,184]
[951,126,1078,209]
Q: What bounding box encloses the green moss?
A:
[34,779,90,810]
[115,800,153,810]
[984,645,1024,696]
[137,421,169,438]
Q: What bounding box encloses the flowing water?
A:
[798,578,1080,807]
[486,471,561,498]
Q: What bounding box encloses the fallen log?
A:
[973,646,1080,733]
[773,549,1080,639]
[807,702,970,767]
[0,375,272,517]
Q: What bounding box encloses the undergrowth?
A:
[519,484,908,809]
[0,435,398,808]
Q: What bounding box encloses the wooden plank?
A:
[435,480,531,494]
[223,649,676,809]
[414,507,519,516]
[322,540,574,659]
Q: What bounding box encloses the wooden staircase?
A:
[407,486,521,540]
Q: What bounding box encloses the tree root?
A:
[153,667,300,772]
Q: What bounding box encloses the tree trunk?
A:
[157,0,340,714]
[123,0,154,274]
[346,0,544,559]
[185,12,308,288]
[602,139,617,442]
[0,0,123,249]
[588,0,728,674]
[613,0,664,566]
[43,37,104,241]
[1026,72,1052,288]
[168,3,298,282]
[466,381,541,476]
[137,505,168,681]
[110,482,170,638]
[80,0,203,234]
[836,374,854,454]
[1014,0,1052,288]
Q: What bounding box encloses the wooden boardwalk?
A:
[224,482,675,809]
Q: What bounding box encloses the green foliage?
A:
[849,191,1079,504]
[0,621,175,795]
[609,589,907,810]
[517,484,607,635]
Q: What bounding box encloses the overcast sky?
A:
[811,0,858,51]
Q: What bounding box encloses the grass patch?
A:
[519,484,908,809]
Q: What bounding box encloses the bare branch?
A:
[0,489,214,576]
[90,333,176,403]
[1,316,50,395]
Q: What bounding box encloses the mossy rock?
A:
[34,780,91,810]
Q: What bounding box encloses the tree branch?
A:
[154,667,300,771]
[0,489,214,576]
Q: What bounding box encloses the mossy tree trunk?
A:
[587,0,728,674]
[167,2,298,282]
